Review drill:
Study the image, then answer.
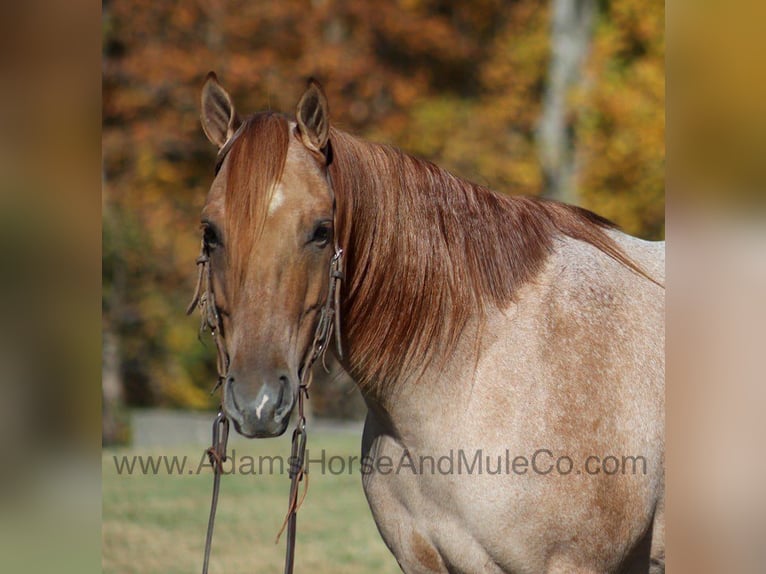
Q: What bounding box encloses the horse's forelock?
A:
[223,112,290,290]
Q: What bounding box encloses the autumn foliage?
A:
[103,0,664,410]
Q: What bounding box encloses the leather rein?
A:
[187,150,343,574]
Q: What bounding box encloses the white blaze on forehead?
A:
[268,182,286,215]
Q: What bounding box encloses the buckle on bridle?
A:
[206,410,229,472]
[288,421,307,479]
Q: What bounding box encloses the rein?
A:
[187,165,343,574]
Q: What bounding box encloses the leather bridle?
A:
[188,150,343,574]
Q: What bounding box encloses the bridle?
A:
[187,143,343,574]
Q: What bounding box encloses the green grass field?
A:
[103,430,400,573]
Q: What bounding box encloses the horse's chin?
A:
[231,416,290,439]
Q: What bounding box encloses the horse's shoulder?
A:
[525,230,664,358]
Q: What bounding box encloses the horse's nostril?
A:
[222,377,244,427]
[274,376,295,423]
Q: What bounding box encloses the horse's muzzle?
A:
[223,375,294,438]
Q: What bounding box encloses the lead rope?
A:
[188,242,231,574]
[189,235,344,574]
[202,410,229,574]
[277,246,344,574]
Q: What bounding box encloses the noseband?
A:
[187,156,344,574]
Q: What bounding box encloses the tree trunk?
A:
[102,326,128,445]
[537,0,597,204]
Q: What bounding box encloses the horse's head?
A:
[197,74,336,437]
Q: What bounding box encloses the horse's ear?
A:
[201,71,241,149]
[296,79,330,156]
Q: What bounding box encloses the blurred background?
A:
[102,0,665,443]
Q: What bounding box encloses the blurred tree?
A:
[102,0,664,412]
[576,0,665,238]
[537,0,596,203]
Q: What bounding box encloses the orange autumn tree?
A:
[577,0,665,238]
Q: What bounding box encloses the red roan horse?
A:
[194,74,664,573]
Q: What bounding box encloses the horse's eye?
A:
[203,225,220,249]
[311,223,332,247]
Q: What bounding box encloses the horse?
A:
[193,73,665,573]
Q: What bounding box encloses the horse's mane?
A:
[328,129,649,394]
[223,113,648,394]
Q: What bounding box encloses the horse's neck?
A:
[352,308,506,445]
[331,133,554,438]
